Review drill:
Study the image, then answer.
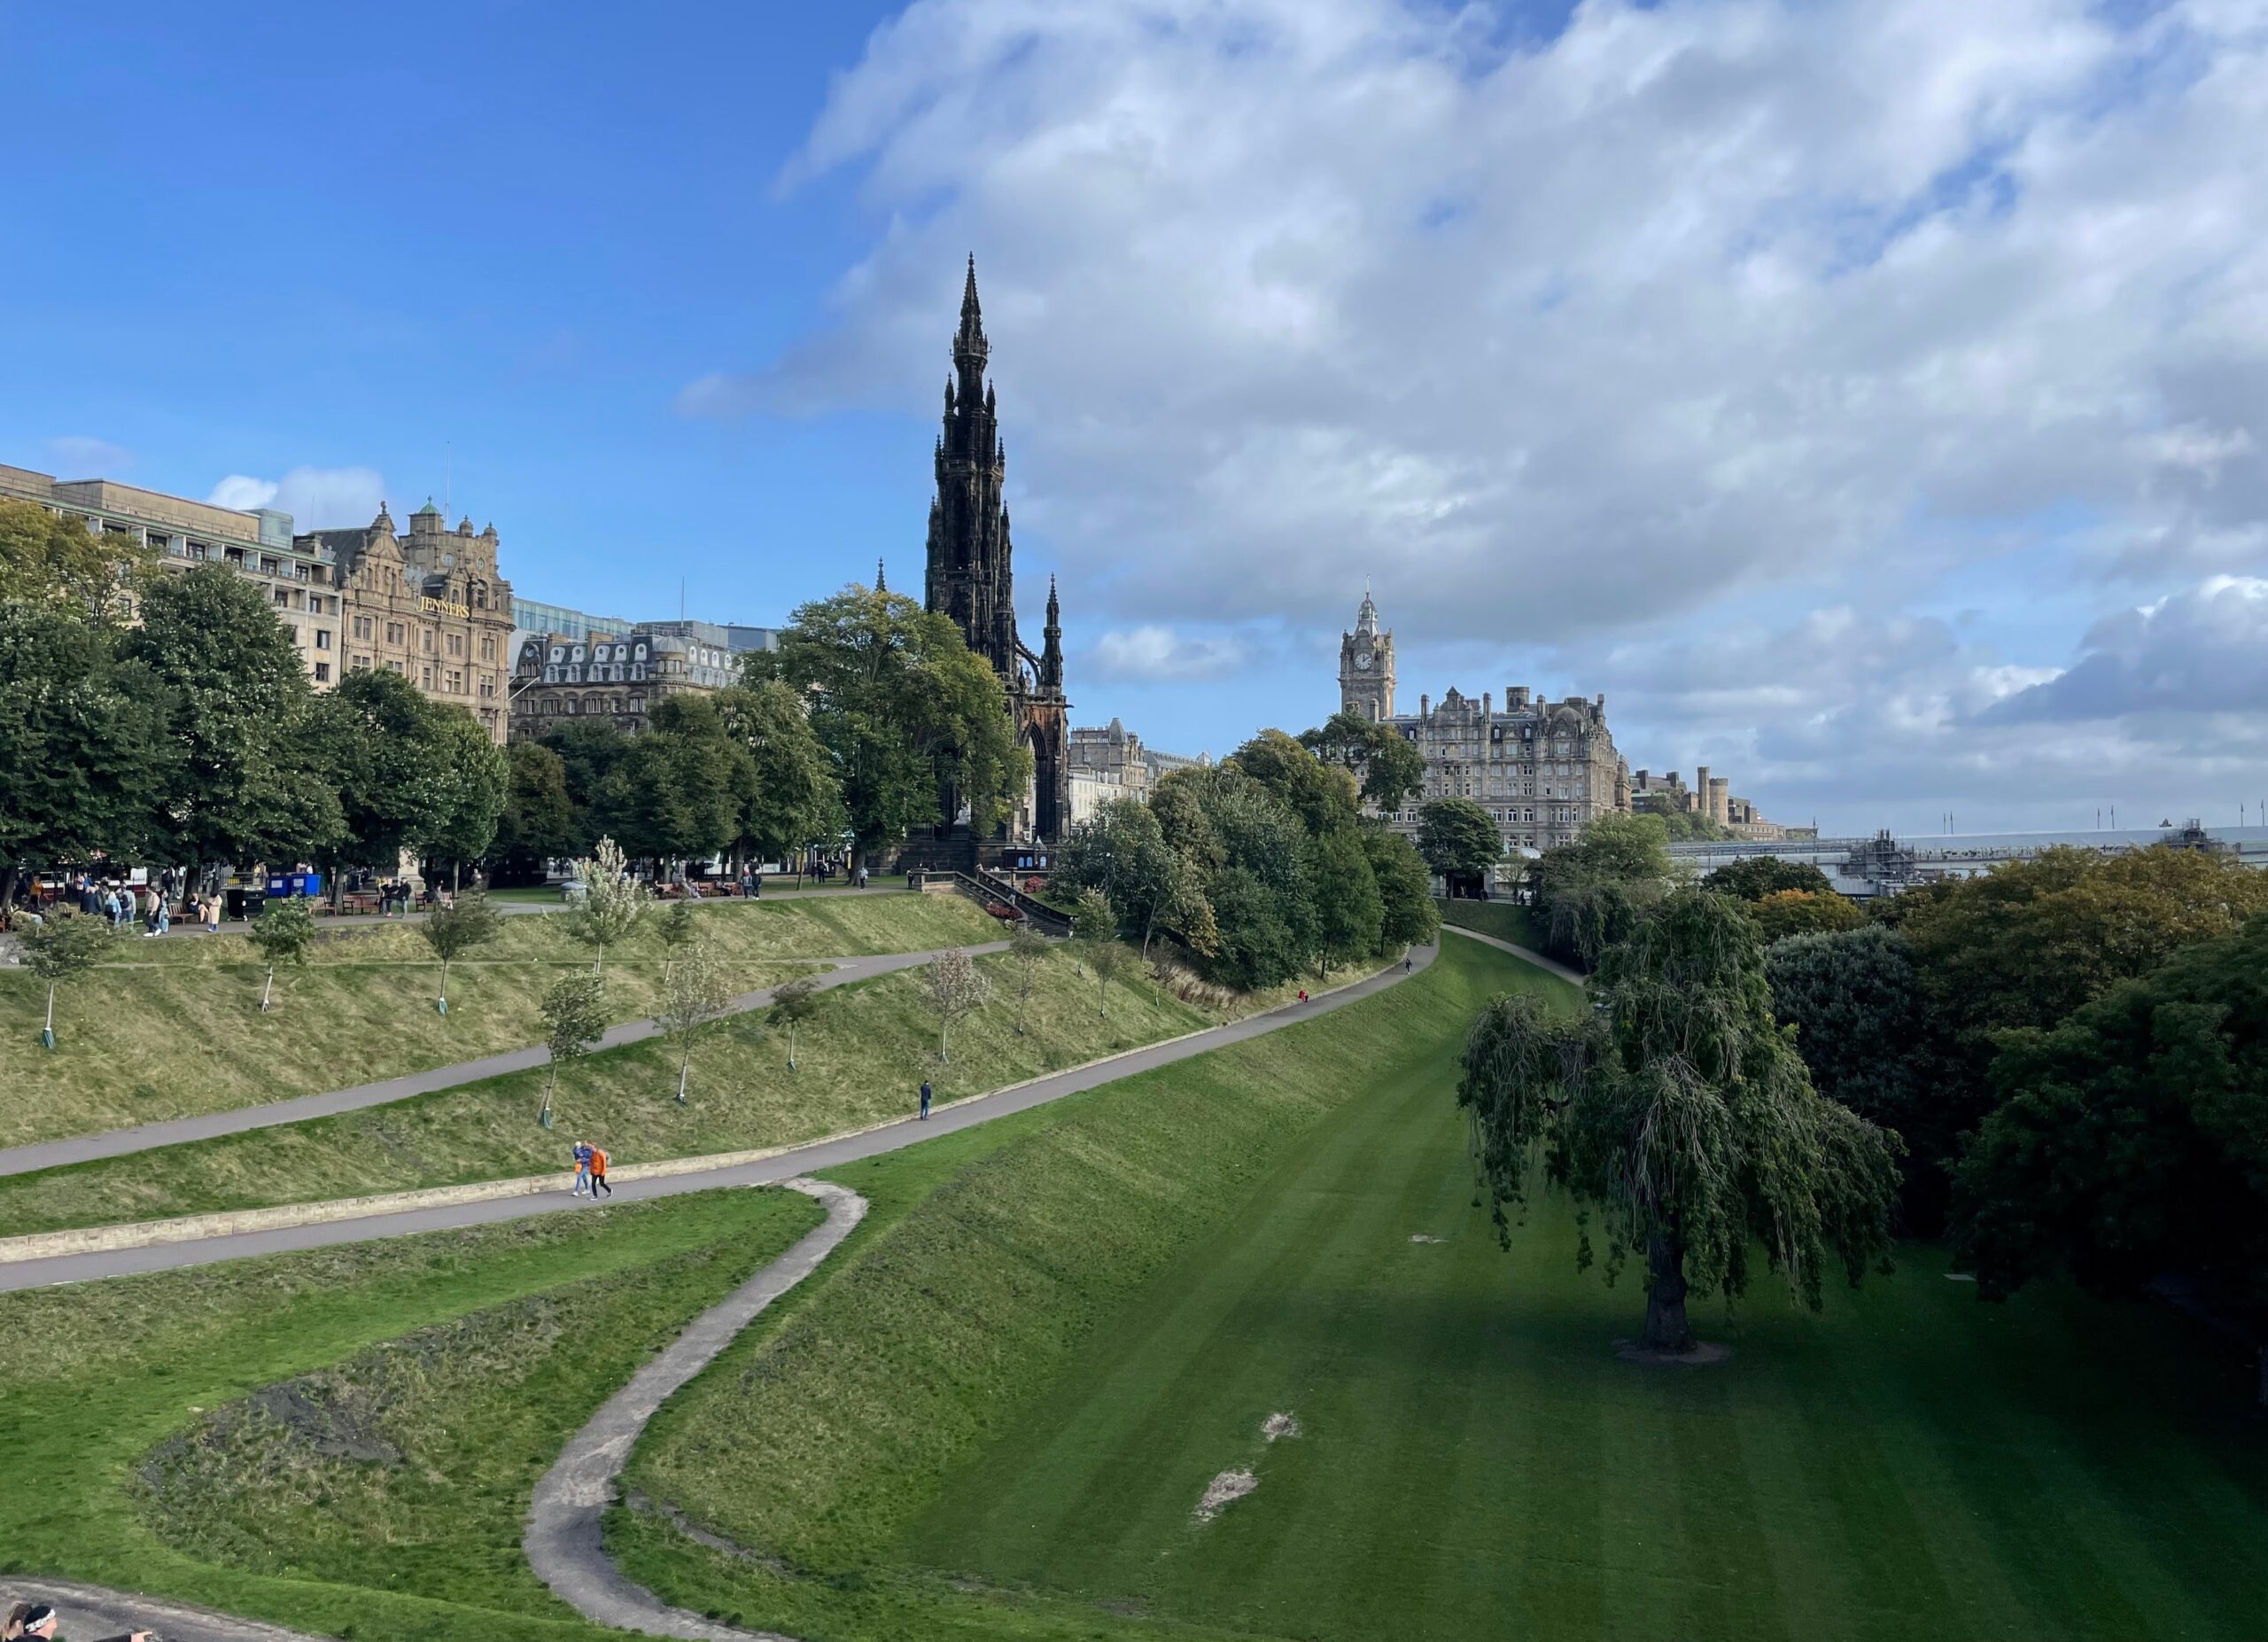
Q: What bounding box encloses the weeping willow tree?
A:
[1458,889,1901,1354]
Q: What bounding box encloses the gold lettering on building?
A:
[420,595,471,619]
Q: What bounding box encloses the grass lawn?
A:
[0,1186,821,1642]
[0,941,1266,1238]
[615,936,2268,1641]
[1436,894,1555,956]
[0,891,997,1148]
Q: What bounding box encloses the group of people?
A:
[11,870,224,938]
[2,1598,151,1641]
[568,1140,612,1197]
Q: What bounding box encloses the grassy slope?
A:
[620,933,2268,1642]
[0,1187,822,1642]
[0,943,1239,1238]
[1436,895,1553,954]
[0,893,998,1148]
[610,936,1552,1639]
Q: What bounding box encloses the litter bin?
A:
[225,886,266,922]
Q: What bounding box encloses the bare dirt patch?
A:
[1262,1412,1301,1443]
[1193,1467,1258,1521]
[1410,1233,1443,1243]
[1613,1339,1734,1367]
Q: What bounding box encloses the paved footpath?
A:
[0,943,1005,1179]
[1440,920,1588,985]
[0,943,1458,1639]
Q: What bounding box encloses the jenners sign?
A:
[419,595,470,619]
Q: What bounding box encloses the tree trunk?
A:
[1643,1233,1697,1354]
[439,957,451,1008]
[453,860,462,894]
[45,981,57,1035]
[676,1047,691,1104]
[260,964,276,1013]
[0,865,17,914]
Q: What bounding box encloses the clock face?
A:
[1354,649,1373,671]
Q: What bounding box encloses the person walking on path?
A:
[586,1142,611,1197]
[203,894,221,934]
[1297,988,1309,1004]
[7,1601,151,1641]
[569,1140,592,1196]
[919,1079,933,1120]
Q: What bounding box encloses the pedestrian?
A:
[919,1078,933,1120]
[587,1142,611,1197]
[153,891,170,937]
[102,884,120,928]
[8,1601,153,1641]
[204,893,221,934]
[1404,955,1413,973]
[1297,988,1309,1004]
[4,1599,28,1639]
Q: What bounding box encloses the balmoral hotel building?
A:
[1,463,515,743]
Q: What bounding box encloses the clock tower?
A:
[1339,587,1394,720]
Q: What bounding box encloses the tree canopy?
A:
[0,496,146,617]
[749,586,1027,867]
[1745,887,1866,942]
[1703,856,1832,901]
[1417,798,1502,883]
[1529,812,1672,968]
[1299,709,1427,813]
[1459,889,1901,1353]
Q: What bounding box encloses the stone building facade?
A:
[1336,590,1631,860]
[300,500,516,742]
[508,622,738,741]
[0,463,346,687]
[924,257,1070,844]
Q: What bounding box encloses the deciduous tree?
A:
[418,891,501,1016]
[0,496,146,616]
[538,970,609,1129]
[924,946,991,1062]
[1417,798,1502,885]
[767,975,823,1070]
[1006,924,1050,1035]
[1309,826,1383,975]
[659,938,734,1104]
[1703,856,1833,901]
[1459,890,1900,1354]
[1230,729,1362,837]
[563,837,648,976]
[1361,826,1440,951]
[492,741,579,884]
[1071,887,1129,1018]
[19,911,113,1049]
[1299,708,1427,813]
[716,680,843,872]
[1746,888,1865,942]
[245,896,317,1014]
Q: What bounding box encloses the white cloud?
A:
[206,466,384,530]
[1088,624,1248,681]
[688,0,2268,820]
[45,436,133,474]
[1984,576,2268,723]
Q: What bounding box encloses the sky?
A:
[8,0,2268,836]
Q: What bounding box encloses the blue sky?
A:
[10,1,2268,834]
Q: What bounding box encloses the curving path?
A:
[0,944,1006,1179]
[4,943,1450,1639]
[1439,920,1588,986]
[524,1178,866,1641]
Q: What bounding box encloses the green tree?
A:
[1417,798,1502,884]
[538,721,628,852]
[1006,924,1051,1036]
[716,679,842,871]
[491,741,579,885]
[1055,798,1181,956]
[1071,887,1129,1018]
[19,911,114,1049]
[417,890,501,1016]
[767,975,823,1070]
[1458,890,1900,1354]
[1531,812,1674,968]
[307,667,451,909]
[1704,856,1833,901]
[657,897,698,989]
[537,970,610,1129]
[1299,708,1428,813]
[1155,766,1317,989]
[1767,925,1951,1230]
[749,586,1029,871]
[0,604,176,909]
[414,711,509,891]
[1309,827,1384,975]
[1747,888,1866,942]
[245,896,317,1014]
[563,837,649,976]
[1952,916,2268,1322]
[1360,826,1440,951]
[1230,728,1362,837]
[123,565,343,884]
[659,938,735,1105]
[0,496,147,616]
[924,946,991,1062]
[594,694,749,874]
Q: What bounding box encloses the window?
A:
[446,669,463,694]
[315,629,331,650]
[353,616,373,640]
[294,564,310,582]
[386,622,405,646]
[314,662,331,683]
[352,655,372,673]
[447,633,462,657]
[272,588,290,607]
[480,635,494,662]
[422,665,433,688]
[423,628,436,655]
[479,673,496,698]
[385,658,404,674]
[260,556,282,576]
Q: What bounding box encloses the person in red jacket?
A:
[587,1143,612,1197]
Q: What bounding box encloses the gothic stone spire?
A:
[927,256,1016,682]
